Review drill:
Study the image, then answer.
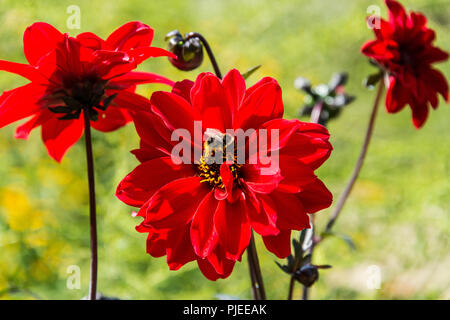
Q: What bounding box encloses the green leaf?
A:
[48,106,71,114]
[101,93,118,110]
[292,238,301,255]
[58,112,80,120]
[275,261,290,274]
[337,233,356,250]
[364,72,382,89]
[62,96,83,109]
[301,253,312,264]
[242,65,261,80]
[287,254,295,269]
[299,229,307,244]
[322,231,356,251]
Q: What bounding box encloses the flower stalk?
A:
[301,79,385,300]
[323,79,385,236]
[83,108,98,300]
[247,232,266,300]
[177,35,266,298]
[185,32,222,79]
[309,101,324,124]
[287,247,302,300]
[287,101,322,300]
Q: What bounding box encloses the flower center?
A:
[197,130,242,189]
[400,50,415,67]
[48,79,117,121]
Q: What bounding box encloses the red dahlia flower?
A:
[116,69,333,280]
[361,0,448,128]
[0,21,174,161]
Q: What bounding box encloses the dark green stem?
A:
[83,108,98,301]
[185,32,222,79]
[303,80,385,300]
[247,232,266,300]
[324,80,385,235]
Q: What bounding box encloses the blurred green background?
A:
[0,0,448,300]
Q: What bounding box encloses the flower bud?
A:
[166,30,203,71]
[294,77,312,94]
[328,72,348,92]
[294,264,319,287]
[296,73,355,126]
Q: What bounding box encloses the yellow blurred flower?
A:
[353,181,385,204]
[1,188,44,232]
[37,166,73,187]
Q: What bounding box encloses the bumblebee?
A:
[203,129,234,164]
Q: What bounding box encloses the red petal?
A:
[235,78,283,130]
[105,21,154,51]
[198,244,236,280]
[190,191,220,258]
[247,192,279,237]
[420,47,449,65]
[410,101,429,129]
[132,110,174,156]
[280,126,332,170]
[23,22,64,66]
[190,73,209,103]
[131,146,169,163]
[90,107,132,132]
[197,259,220,281]
[76,32,105,50]
[172,80,195,103]
[241,161,282,194]
[217,162,241,203]
[423,68,449,102]
[277,155,317,193]
[262,229,292,259]
[248,119,302,162]
[385,0,407,27]
[41,116,84,162]
[361,40,398,61]
[214,195,252,261]
[268,191,310,230]
[108,71,174,89]
[32,49,62,82]
[92,50,135,79]
[197,251,235,281]
[135,198,152,222]
[295,121,330,140]
[222,69,246,117]
[128,47,176,64]
[166,224,197,270]
[146,230,168,258]
[0,60,44,82]
[373,18,394,40]
[116,157,196,207]
[56,35,91,77]
[15,109,53,139]
[385,76,409,113]
[150,91,200,140]
[0,84,46,129]
[192,73,232,131]
[249,118,332,171]
[296,178,333,213]
[112,90,152,113]
[408,12,427,29]
[143,177,209,230]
